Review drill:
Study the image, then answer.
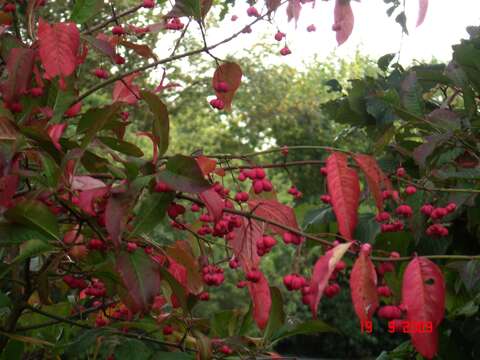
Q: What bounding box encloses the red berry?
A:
[9,102,22,113]
[163,325,174,335]
[405,185,417,195]
[209,98,225,110]
[324,283,341,298]
[281,146,289,156]
[377,285,392,297]
[114,54,125,65]
[320,194,331,204]
[126,242,137,252]
[199,291,210,301]
[231,15,238,21]
[246,268,261,283]
[262,179,273,192]
[93,68,109,79]
[3,3,16,12]
[112,26,125,35]
[253,180,264,194]
[220,345,233,355]
[395,204,413,217]
[214,81,229,93]
[236,280,248,288]
[375,211,390,223]
[377,305,402,320]
[142,0,155,8]
[247,6,260,17]
[360,243,372,255]
[307,24,316,32]
[30,87,44,97]
[274,31,285,41]
[430,207,447,220]
[280,46,291,56]
[420,204,434,216]
[154,181,172,193]
[446,202,457,213]
[396,167,406,177]
[320,167,328,176]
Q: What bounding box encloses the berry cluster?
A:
[256,235,277,256]
[202,265,225,286]
[237,167,273,194]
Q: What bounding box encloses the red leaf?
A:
[212,62,242,111]
[416,0,429,27]
[231,217,265,269]
[326,152,360,240]
[286,0,302,26]
[353,154,391,212]
[38,19,80,80]
[47,123,67,151]
[105,192,130,247]
[266,0,281,12]
[247,199,300,237]
[333,0,354,45]
[1,47,35,103]
[349,251,379,323]
[112,73,141,105]
[199,188,224,223]
[0,175,19,210]
[195,155,217,176]
[116,250,162,314]
[247,270,271,329]
[137,131,158,164]
[402,257,445,359]
[71,176,109,216]
[310,242,351,317]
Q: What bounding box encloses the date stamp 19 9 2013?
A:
[360,320,433,334]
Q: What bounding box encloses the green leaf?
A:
[152,352,194,359]
[378,53,396,72]
[168,0,201,18]
[157,155,210,193]
[71,0,104,24]
[0,239,54,278]
[129,192,175,238]
[0,291,11,308]
[400,72,424,116]
[141,91,170,156]
[395,11,408,34]
[115,338,153,360]
[39,153,60,188]
[433,168,480,180]
[263,287,285,341]
[5,200,59,240]
[0,223,52,245]
[51,86,76,124]
[271,319,338,345]
[78,104,122,149]
[98,136,144,157]
[0,340,24,360]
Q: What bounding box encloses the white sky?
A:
[199,0,480,67]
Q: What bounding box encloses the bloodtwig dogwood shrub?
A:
[0,0,479,359]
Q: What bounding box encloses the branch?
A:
[84,4,143,35]
[24,305,197,352]
[70,1,288,108]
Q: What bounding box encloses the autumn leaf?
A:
[310,243,352,317]
[349,251,379,323]
[266,0,282,12]
[247,199,300,237]
[195,155,217,176]
[38,19,80,81]
[112,73,141,105]
[353,154,391,212]
[231,217,265,269]
[417,0,429,27]
[333,0,355,45]
[47,123,67,151]
[199,188,224,223]
[116,250,162,314]
[402,257,445,359]
[247,270,271,329]
[212,62,242,111]
[1,47,35,103]
[326,152,360,241]
[286,0,302,26]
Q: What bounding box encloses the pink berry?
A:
[209,98,225,110]
[396,167,406,177]
[274,31,285,41]
[93,68,109,79]
[320,194,331,204]
[405,185,417,195]
[142,0,155,8]
[112,26,125,35]
[280,46,291,56]
[360,243,372,255]
[231,15,238,21]
[246,6,260,17]
[30,87,44,97]
[3,3,15,12]
[307,24,316,32]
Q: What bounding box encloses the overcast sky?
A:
[201,0,480,67]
